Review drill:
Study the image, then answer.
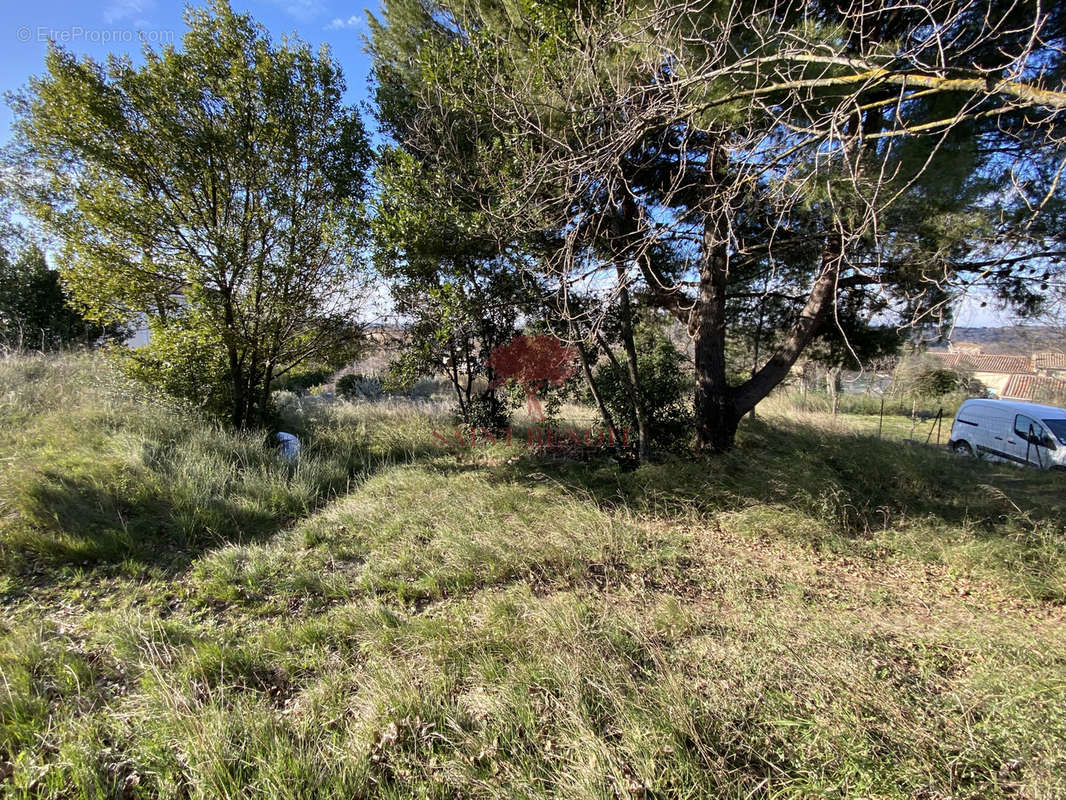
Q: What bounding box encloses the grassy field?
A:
[1,353,1064,799]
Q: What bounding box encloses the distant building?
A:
[927,352,1033,396]
[1033,351,1066,379]
[928,346,1066,403]
[1002,373,1066,404]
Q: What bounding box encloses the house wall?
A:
[974,371,1012,396]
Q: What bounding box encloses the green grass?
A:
[1,353,1064,799]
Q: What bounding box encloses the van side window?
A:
[1014,415,1053,448]
[1015,415,1033,439]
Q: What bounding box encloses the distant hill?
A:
[932,326,1066,355]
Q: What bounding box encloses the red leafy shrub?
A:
[488,335,578,421]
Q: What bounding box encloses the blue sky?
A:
[1,0,380,139]
[0,0,1020,328]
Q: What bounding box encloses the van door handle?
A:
[995,436,1004,440]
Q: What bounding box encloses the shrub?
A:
[272,365,335,395]
[271,390,304,428]
[594,320,694,450]
[913,367,962,399]
[458,390,511,432]
[336,373,384,401]
[120,324,232,419]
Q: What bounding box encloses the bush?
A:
[271,390,304,428]
[913,368,962,399]
[120,323,232,419]
[336,373,384,401]
[459,390,511,433]
[272,365,335,395]
[594,320,694,450]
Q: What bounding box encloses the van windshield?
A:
[1043,418,1066,444]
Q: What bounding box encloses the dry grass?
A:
[1,353,1064,799]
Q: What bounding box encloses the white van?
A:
[949,399,1066,471]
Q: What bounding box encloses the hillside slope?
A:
[1,354,1064,799]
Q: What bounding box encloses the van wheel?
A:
[952,441,974,457]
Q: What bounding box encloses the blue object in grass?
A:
[276,431,301,463]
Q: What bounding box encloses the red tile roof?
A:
[964,354,1034,373]
[928,352,961,368]
[927,352,1032,374]
[1002,373,1066,402]
[1033,352,1066,371]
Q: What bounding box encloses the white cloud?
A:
[103,0,154,25]
[326,15,364,30]
[273,0,327,22]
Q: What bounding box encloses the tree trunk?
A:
[694,380,740,451]
[575,338,620,446]
[827,366,841,415]
[691,147,739,452]
[244,363,261,427]
[445,339,469,424]
[222,291,248,428]
[731,235,844,416]
[616,274,649,462]
[693,228,845,451]
[479,362,506,434]
[691,246,738,451]
[477,316,507,434]
[229,347,247,428]
[606,195,650,462]
[260,362,275,424]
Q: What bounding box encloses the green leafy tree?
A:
[368,0,1066,451]
[9,0,371,426]
[913,369,962,401]
[0,243,127,351]
[373,148,540,431]
[892,353,980,417]
[802,304,902,415]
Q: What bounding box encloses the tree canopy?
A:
[9,0,372,426]
[371,147,543,430]
[369,0,1066,450]
[0,243,127,352]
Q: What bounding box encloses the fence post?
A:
[1026,423,1045,469]
[925,408,944,445]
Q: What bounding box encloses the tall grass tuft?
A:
[0,353,440,575]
